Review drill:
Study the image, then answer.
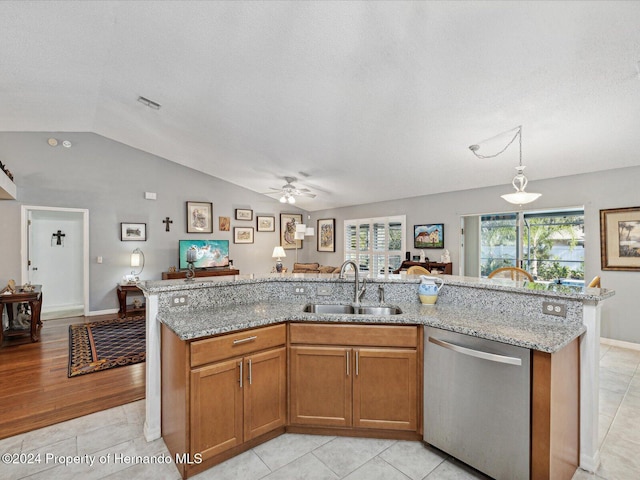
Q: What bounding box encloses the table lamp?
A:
[272,246,286,272]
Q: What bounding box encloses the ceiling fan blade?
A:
[299,192,316,198]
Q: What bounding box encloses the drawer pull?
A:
[233,335,257,345]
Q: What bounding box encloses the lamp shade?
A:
[130,252,141,267]
[272,246,286,259]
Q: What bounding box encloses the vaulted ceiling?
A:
[2,1,639,211]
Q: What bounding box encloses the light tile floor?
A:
[1,343,638,480]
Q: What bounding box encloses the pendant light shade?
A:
[469,125,541,205]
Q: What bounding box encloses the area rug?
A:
[68,315,145,377]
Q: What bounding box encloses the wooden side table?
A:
[0,285,43,344]
[117,283,145,318]
[393,261,452,275]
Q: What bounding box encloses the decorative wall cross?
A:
[52,230,66,246]
[163,217,173,232]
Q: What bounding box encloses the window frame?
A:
[343,215,406,275]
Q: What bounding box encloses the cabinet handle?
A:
[355,350,359,376]
[428,337,522,366]
[248,358,252,385]
[346,351,350,376]
[239,360,243,388]
[233,335,257,345]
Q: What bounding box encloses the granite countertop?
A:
[157,301,586,353]
[140,273,615,302]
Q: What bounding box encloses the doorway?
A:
[21,206,89,319]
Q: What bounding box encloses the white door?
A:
[23,207,89,319]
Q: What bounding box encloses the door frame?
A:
[20,205,90,316]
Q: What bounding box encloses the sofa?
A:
[292,262,341,274]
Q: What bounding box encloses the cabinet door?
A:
[244,347,287,440]
[289,346,352,427]
[353,348,417,431]
[190,357,243,460]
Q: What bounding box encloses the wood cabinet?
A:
[162,323,286,478]
[393,261,452,274]
[161,269,239,280]
[289,323,420,435]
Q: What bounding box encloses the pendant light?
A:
[469,125,541,205]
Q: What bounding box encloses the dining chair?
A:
[488,266,534,282]
[587,276,601,288]
[407,265,431,275]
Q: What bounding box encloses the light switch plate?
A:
[317,286,332,296]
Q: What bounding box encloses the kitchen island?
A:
[140,273,613,478]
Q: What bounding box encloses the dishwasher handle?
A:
[428,336,522,366]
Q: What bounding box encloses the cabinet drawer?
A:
[289,323,417,348]
[190,324,286,367]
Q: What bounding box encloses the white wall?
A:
[0,132,310,312]
[305,166,640,344]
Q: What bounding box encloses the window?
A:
[344,215,405,275]
[480,209,584,282]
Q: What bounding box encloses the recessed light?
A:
[62,140,72,148]
[47,138,58,147]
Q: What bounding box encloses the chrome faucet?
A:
[339,260,361,306]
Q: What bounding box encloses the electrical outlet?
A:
[170,295,188,307]
[542,301,566,318]
[317,286,332,296]
[293,286,306,295]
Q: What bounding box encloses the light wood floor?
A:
[0,314,145,440]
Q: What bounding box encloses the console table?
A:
[117,283,145,318]
[393,261,452,275]
[161,269,239,280]
[0,285,43,344]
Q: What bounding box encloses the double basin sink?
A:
[303,303,402,316]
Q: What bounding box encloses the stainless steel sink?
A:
[302,304,402,315]
[302,303,355,314]
[358,306,403,315]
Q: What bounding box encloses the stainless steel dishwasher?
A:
[424,327,531,480]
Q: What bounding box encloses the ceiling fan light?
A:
[279,195,287,203]
[288,195,295,204]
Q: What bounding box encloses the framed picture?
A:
[218,216,230,231]
[235,208,253,221]
[280,213,302,250]
[186,201,213,233]
[600,206,640,271]
[257,215,275,232]
[120,222,146,241]
[234,227,254,244]
[317,218,336,252]
[414,224,445,249]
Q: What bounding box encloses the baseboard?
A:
[41,305,84,320]
[600,337,640,351]
[88,308,119,317]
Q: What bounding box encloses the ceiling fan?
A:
[263,176,316,204]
